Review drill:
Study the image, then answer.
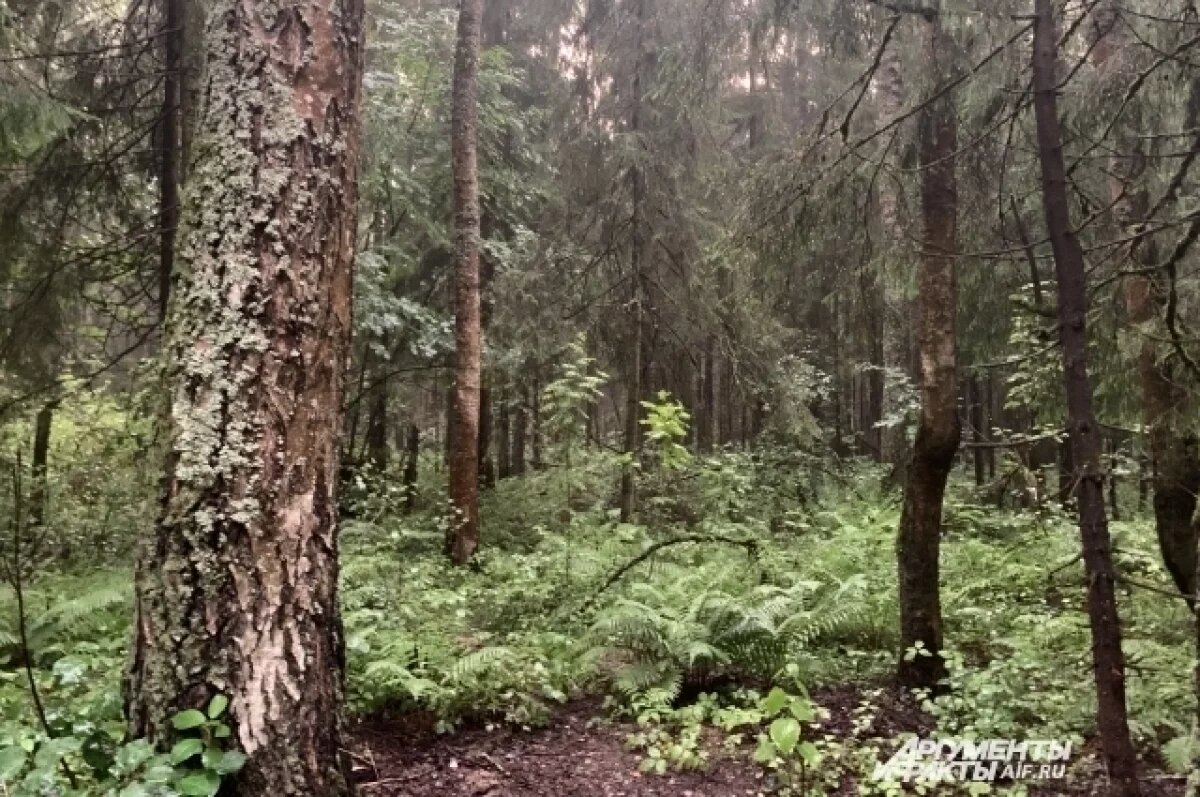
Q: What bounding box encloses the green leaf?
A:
[176,770,221,796]
[768,717,801,755]
[213,723,232,739]
[207,694,230,719]
[172,709,208,730]
[0,745,27,781]
[797,741,820,766]
[753,738,777,764]
[170,738,204,765]
[205,749,246,775]
[762,687,790,717]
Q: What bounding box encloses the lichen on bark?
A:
[127,1,365,794]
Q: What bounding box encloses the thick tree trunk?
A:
[1031,3,1140,792]
[127,1,364,794]
[896,8,959,692]
[446,0,484,565]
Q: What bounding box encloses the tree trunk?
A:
[1031,3,1140,792]
[158,0,183,322]
[403,423,419,513]
[896,8,959,692]
[446,0,484,565]
[127,1,364,793]
[1092,1,1200,609]
[28,400,54,529]
[496,394,512,480]
[969,374,986,487]
[618,0,651,523]
[877,27,914,481]
[478,383,495,489]
[365,375,389,472]
[512,391,528,476]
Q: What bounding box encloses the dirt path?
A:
[351,694,1185,797]
[353,704,765,797]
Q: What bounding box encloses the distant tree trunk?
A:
[512,392,528,476]
[446,0,484,565]
[478,383,495,489]
[364,377,389,472]
[28,400,55,529]
[158,0,183,321]
[531,375,544,469]
[896,8,959,692]
[696,337,716,454]
[618,0,651,522]
[403,423,419,512]
[496,395,512,480]
[126,1,364,793]
[1031,3,1140,793]
[969,374,986,487]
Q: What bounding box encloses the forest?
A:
[0,0,1198,794]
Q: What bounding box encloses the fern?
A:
[581,571,867,703]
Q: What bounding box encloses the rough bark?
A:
[1032,3,1140,792]
[126,1,364,794]
[446,0,484,565]
[896,8,959,692]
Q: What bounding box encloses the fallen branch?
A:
[581,535,759,613]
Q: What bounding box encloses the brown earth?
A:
[351,688,1184,796]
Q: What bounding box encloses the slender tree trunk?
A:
[1032,3,1140,792]
[478,383,495,489]
[127,1,365,793]
[158,0,183,322]
[496,394,512,480]
[697,336,716,454]
[403,423,419,513]
[896,7,959,691]
[970,374,986,487]
[365,375,389,472]
[512,392,528,476]
[618,0,651,522]
[28,400,55,529]
[877,30,914,481]
[446,0,484,565]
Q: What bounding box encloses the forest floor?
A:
[352,688,1187,796]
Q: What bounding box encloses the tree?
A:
[446,0,484,565]
[125,1,366,793]
[895,4,960,691]
[1091,1,1200,606]
[1031,1,1139,793]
